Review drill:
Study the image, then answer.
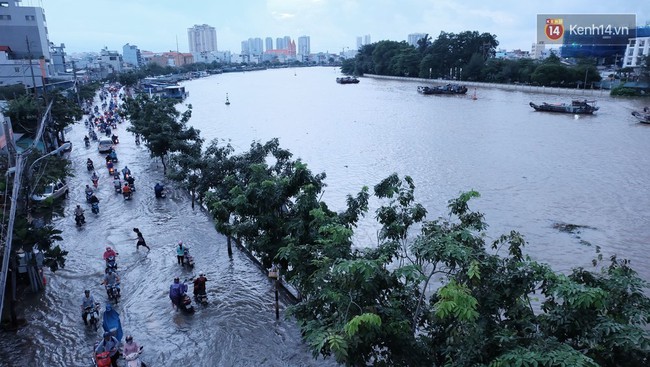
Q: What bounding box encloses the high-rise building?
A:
[241,40,250,55]
[187,24,217,53]
[265,37,273,52]
[283,36,292,50]
[276,37,285,50]
[297,36,310,58]
[407,33,427,47]
[0,0,51,59]
[364,34,371,46]
[123,43,142,68]
[249,37,263,56]
[356,36,363,49]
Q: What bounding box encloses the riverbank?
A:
[363,74,611,97]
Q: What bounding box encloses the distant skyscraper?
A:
[123,43,142,68]
[356,36,363,49]
[241,40,250,55]
[283,36,292,50]
[188,24,217,53]
[276,37,285,50]
[364,34,371,46]
[298,36,310,57]
[407,33,427,47]
[248,37,263,56]
[265,37,273,51]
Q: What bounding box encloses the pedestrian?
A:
[132,228,150,251]
[176,241,184,265]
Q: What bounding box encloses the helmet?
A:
[84,289,90,294]
[199,272,205,277]
[125,335,133,343]
[178,241,183,246]
[105,246,111,251]
[103,331,111,338]
[174,277,179,283]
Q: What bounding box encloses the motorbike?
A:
[154,186,166,198]
[87,161,94,171]
[91,201,100,214]
[178,294,195,314]
[86,191,93,202]
[106,256,118,272]
[124,346,145,367]
[182,249,195,269]
[108,167,115,176]
[128,180,136,192]
[194,291,208,305]
[84,138,90,148]
[106,283,121,302]
[123,191,132,200]
[111,135,119,144]
[114,181,122,193]
[92,177,99,188]
[84,302,100,330]
[75,213,86,226]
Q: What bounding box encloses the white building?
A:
[531,41,546,60]
[0,47,45,88]
[192,51,232,64]
[0,0,51,60]
[622,37,650,68]
[122,43,142,68]
[297,36,310,61]
[407,33,427,47]
[98,47,122,73]
[188,24,217,53]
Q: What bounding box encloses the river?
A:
[1,66,649,366]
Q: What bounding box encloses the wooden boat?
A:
[336,76,360,84]
[417,84,468,95]
[631,108,650,124]
[529,99,599,114]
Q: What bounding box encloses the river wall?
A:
[363,74,612,97]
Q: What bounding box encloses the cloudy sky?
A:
[37,0,649,54]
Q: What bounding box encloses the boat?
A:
[417,84,468,95]
[225,93,230,106]
[631,108,650,124]
[529,99,599,114]
[336,76,360,84]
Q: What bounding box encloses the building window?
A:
[25,15,35,21]
[14,67,19,72]
[0,14,11,20]
[0,2,8,7]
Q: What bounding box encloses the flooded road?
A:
[0,91,334,366]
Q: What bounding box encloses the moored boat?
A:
[336,76,360,84]
[417,84,468,95]
[631,108,650,124]
[529,99,599,114]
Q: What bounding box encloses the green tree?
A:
[2,94,40,134]
[122,94,201,174]
[49,90,83,142]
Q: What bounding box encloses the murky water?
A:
[0,88,335,366]
[2,67,650,366]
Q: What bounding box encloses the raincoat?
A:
[102,304,123,341]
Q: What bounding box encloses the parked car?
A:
[98,139,113,153]
[31,179,69,202]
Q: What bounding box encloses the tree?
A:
[122,94,201,174]
[49,90,83,142]
[2,94,40,134]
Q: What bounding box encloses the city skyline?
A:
[40,0,649,55]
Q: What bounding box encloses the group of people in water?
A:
[77,83,209,366]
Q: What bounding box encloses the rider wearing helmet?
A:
[122,335,146,366]
[193,272,208,296]
[169,277,188,309]
[80,289,96,325]
[95,331,120,367]
[103,247,117,261]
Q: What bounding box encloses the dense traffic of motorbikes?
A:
[76,84,209,367]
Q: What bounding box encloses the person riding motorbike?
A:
[122,183,132,199]
[126,175,135,189]
[102,269,120,295]
[74,205,85,225]
[109,149,118,161]
[123,335,147,367]
[176,242,185,265]
[87,158,94,170]
[85,185,94,199]
[111,134,119,144]
[103,246,117,261]
[105,154,112,164]
[193,273,208,297]
[95,331,120,367]
[91,171,99,183]
[113,176,121,192]
[169,277,188,309]
[122,166,131,180]
[81,289,97,325]
[154,183,164,198]
[84,135,90,147]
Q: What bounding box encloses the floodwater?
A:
[0,87,336,366]
[2,66,650,366]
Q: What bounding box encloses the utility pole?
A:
[26,36,37,96]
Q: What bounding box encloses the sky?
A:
[31,0,650,55]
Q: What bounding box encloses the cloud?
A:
[271,11,297,20]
